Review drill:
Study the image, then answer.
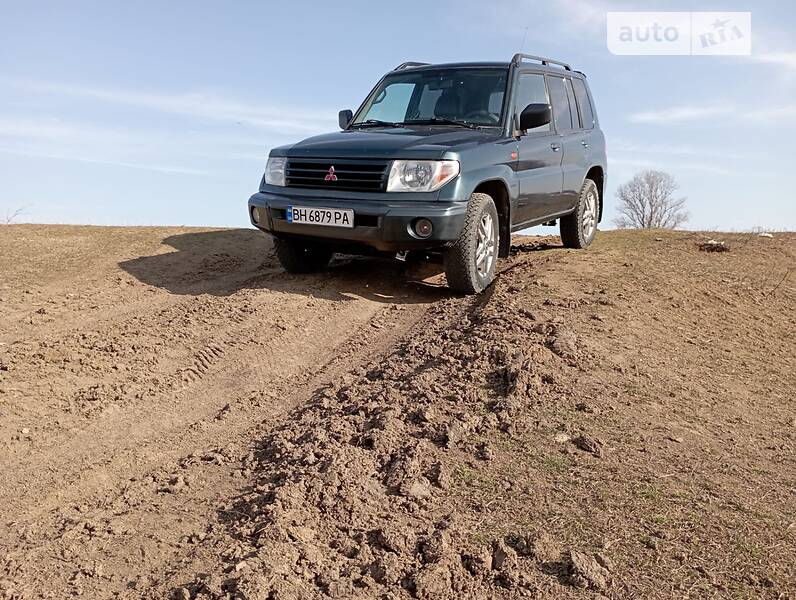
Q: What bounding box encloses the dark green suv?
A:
[249,54,606,293]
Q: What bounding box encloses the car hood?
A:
[276,127,502,160]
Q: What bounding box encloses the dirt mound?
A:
[183,294,572,599]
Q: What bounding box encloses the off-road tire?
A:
[443,193,499,294]
[274,238,333,273]
[560,178,599,249]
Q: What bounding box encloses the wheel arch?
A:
[585,166,605,222]
[472,179,511,258]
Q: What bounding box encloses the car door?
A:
[512,71,564,227]
[545,75,585,214]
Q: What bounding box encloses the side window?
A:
[365,82,414,123]
[514,73,550,133]
[572,78,595,130]
[565,79,581,129]
[546,76,574,132]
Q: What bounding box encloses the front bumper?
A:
[248,191,468,252]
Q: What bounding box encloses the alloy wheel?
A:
[582,189,598,240]
[475,212,496,277]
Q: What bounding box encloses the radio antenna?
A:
[519,26,529,54]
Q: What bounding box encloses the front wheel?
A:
[560,178,599,249]
[443,193,499,294]
[273,238,333,273]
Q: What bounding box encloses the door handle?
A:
[550,143,561,152]
[581,140,590,148]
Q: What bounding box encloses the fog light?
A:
[414,218,433,238]
[251,206,261,224]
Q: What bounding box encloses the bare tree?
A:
[613,170,689,230]
[2,206,31,225]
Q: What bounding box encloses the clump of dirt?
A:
[566,550,610,591]
[697,239,730,252]
[571,433,602,457]
[548,325,579,359]
[72,383,130,415]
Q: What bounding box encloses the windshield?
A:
[352,68,509,127]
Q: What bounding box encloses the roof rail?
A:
[394,61,430,71]
[512,53,572,71]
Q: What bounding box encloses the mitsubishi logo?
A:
[324,166,338,181]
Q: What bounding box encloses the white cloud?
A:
[0,115,277,176]
[0,147,209,176]
[610,139,757,162]
[0,116,275,151]
[628,104,735,124]
[751,52,796,70]
[0,114,282,174]
[3,80,336,133]
[611,156,731,175]
[628,102,796,124]
[0,117,86,140]
[745,105,796,120]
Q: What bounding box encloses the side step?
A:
[543,220,557,226]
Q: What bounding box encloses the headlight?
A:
[264,157,287,186]
[387,160,460,192]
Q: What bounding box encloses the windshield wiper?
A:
[404,118,481,130]
[349,119,403,129]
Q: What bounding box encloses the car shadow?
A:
[119,228,453,304]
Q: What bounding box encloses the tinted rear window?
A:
[572,78,595,130]
[565,78,580,129]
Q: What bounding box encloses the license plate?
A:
[287,206,354,228]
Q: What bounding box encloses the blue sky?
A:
[0,0,794,230]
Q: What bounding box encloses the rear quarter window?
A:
[572,78,595,130]
[564,78,580,129]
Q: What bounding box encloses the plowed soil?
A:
[0,225,793,600]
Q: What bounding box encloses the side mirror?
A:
[338,109,353,130]
[519,103,551,132]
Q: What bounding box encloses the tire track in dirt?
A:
[180,343,227,384]
[1,273,441,520]
[3,291,433,599]
[0,227,451,599]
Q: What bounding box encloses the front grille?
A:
[285,158,390,193]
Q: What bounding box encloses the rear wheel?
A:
[560,178,599,249]
[274,238,333,273]
[443,193,499,294]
